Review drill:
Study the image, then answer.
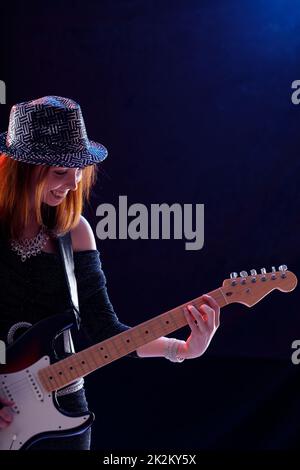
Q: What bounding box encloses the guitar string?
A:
[1,291,227,394]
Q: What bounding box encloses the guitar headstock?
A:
[221,265,297,307]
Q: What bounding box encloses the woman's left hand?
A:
[180,295,220,359]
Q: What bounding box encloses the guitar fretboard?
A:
[38,288,227,392]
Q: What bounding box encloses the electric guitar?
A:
[0,265,297,450]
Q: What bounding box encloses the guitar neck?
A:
[38,288,227,392]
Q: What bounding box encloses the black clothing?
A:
[0,235,136,352]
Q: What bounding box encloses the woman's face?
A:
[31,166,83,207]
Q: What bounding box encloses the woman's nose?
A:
[66,172,79,190]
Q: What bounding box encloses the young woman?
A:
[0,96,220,449]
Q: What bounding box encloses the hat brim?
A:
[0,132,108,168]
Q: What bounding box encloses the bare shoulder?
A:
[70,215,97,252]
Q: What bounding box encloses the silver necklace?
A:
[10,225,54,262]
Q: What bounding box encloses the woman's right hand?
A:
[0,397,14,429]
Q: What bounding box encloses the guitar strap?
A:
[57,230,81,354]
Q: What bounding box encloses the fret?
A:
[91,344,103,362]
[40,366,61,390]
[122,330,143,351]
[214,288,228,308]
[76,352,90,375]
[165,310,180,332]
[119,332,136,353]
[148,317,166,335]
[55,359,72,384]
[158,313,173,330]
[59,361,73,383]
[81,349,98,372]
[101,339,114,358]
[59,355,80,382]
[51,363,71,387]
[110,337,122,357]
[88,346,100,369]
[67,354,84,375]
[139,319,160,339]
[96,342,111,361]
[51,363,70,386]
[166,308,182,331]
[150,317,168,337]
[90,345,100,366]
[157,313,172,336]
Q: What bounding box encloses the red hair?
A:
[0,153,98,240]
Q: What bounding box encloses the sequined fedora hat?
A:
[0,95,108,168]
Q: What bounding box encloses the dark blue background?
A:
[1,0,300,452]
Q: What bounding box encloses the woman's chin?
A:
[44,192,66,206]
[44,197,64,206]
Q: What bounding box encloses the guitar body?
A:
[0,314,94,450]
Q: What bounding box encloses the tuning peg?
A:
[271,266,276,279]
[272,266,276,273]
[240,271,248,277]
[279,265,287,272]
[240,271,248,284]
[260,268,267,281]
[230,272,238,286]
[279,264,287,278]
[250,269,257,283]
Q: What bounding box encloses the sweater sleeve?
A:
[74,250,140,358]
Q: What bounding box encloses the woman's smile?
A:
[50,189,69,200]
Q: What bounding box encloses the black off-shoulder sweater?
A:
[0,234,138,357]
